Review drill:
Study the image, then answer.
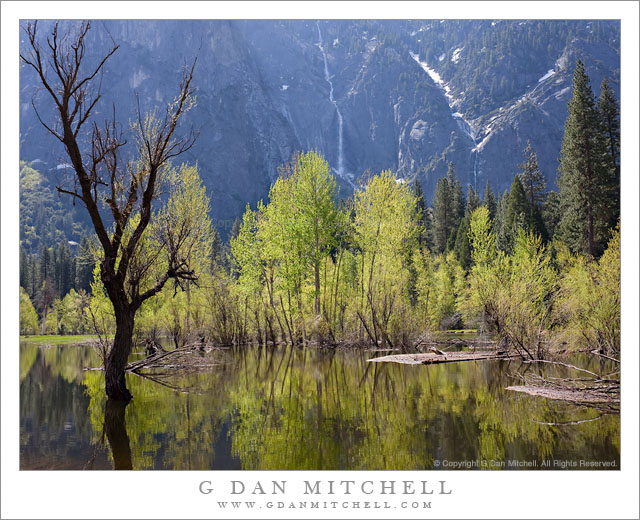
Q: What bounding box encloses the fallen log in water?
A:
[367,350,517,365]
[506,385,620,405]
[505,359,620,407]
[125,343,232,373]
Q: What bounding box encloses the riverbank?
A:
[19,334,99,345]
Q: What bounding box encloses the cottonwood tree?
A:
[354,170,418,345]
[21,21,204,401]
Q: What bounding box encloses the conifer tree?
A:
[541,190,562,240]
[465,185,481,217]
[518,141,546,228]
[482,180,497,221]
[453,214,472,270]
[433,163,464,254]
[494,189,509,252]
[450,165,466,234]
[598,77,620,170]
[499,177,528,252]
[412,181,433,251]
[597,76,620,230]
[230,217,242,241]
[557,59,611,257]
[432,175,452,254]
[75,237,95,293]
[20,247,30,295]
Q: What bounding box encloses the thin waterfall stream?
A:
[316,22,353,186]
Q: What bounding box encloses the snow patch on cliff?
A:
[451,47,464,63]
[538,69,555,83]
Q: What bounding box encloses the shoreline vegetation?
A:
[19,334,99,345]
[19,22,619,404]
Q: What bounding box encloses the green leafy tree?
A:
[231,205,264,297]
[291,152,340,316]
[465,207,556,358]
[354,170,419,345]
[20,287,39,335]
[432,251,465,329]
[555,225,620,355]
[55,289,90,335]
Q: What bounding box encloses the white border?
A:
[2,2,638,519]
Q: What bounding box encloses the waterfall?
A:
[410,51,479,189]
[453,113,479,190]
[316,21,349,184]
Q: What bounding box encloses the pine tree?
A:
[482,179,497,221]
[494,189,509,252]
[20,247,30,294]
[450,166,466,234]
[431,163,464,254]
[465,184,481,217]
[413,181,433,251]
[557,59,611,257]
[541,190,562,240]
[518,141,546,226]
[598,77,620,168]
[38,246,53,292]
[75,237,94,293]
[432,175,452,254]
[453,214,472,270]
[211,228,226,271]
[441,163,464,253]
[597,76,620,230]
[230,216,242,241]
[499,177,528,253]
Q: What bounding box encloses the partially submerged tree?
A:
[21,21,202,401]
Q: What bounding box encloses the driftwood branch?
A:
[368,350,518,366]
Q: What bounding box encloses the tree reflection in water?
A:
[104,399,133,470]
[19,342,620,470]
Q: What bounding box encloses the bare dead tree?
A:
[21,21,199,401]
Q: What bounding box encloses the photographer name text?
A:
[199,479,453,496]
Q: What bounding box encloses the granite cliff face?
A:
[20,20,620,239]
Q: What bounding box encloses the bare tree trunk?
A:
[314,261,321,315]
[40,308,47,335]
[105,307,135,401]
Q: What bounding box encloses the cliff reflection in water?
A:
[20,342,619,470]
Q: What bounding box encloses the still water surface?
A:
[20,340,619,470]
